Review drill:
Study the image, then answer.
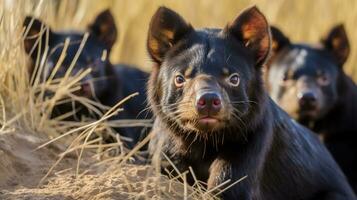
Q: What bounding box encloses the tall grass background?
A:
[7,0,356,77]
[14,0,356,77]
[0,0,356,199]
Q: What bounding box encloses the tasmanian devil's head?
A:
[23,10,117,99]
[147,6,271,136]
[266,25,350,122]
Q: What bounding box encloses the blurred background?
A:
[1,1,356,198]
[5,0,357,78]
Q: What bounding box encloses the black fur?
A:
[23,10,151,148]
[147,6,356,199]
[267,25,357,191]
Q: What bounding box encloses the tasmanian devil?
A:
[265,25,357,192]
[146,6,356,199]
[23,10,151,148]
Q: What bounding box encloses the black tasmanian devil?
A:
[266,25,357,192]
[146,6,356,200]
[23,10,151,148]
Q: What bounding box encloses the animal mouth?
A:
[298,108,319,120]
[300,103,317,111]
[194,115,224,131]
[198,116,219,125]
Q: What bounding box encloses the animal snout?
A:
[298,91,317,109]
[196,92,222,115]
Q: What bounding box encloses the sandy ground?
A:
[0,131,194,200]
[0,131,65,190]
[0,131,80,199]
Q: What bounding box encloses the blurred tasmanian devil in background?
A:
[266,25,357,191]
[23,10,151,148]
[147,5,356,199]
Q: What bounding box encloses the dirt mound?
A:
[0,164,186,200]
[0,131,202,200]
[0,132,63,190]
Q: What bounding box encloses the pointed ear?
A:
[225,6,271,66]
[147,7,193,64]
[88,9,117,50]
[322,24,350,66]
[270,26,290,53]
[23,16,53,58]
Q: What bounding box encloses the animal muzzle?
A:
[196,91,222,116]
[298,90,318,111]
[295,76,321,118]
[189,75,226,128]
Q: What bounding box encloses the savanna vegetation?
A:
[0,0,356,199]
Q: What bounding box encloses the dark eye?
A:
[280,72,290,86]
[317,72,330,86]
[174,74,186,88]
[282,73,288,82]
[227,73,240,87]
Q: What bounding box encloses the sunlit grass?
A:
[0,0,356,199]
[19,0,357,78]
[0,0,233,198]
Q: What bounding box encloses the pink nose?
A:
[298,91,317,109]
[196,92,222,115]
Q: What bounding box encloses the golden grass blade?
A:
[33,109,122,151]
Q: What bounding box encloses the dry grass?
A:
[0,0,356,199]
[16,0,357,78]
[0,1,230,199]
